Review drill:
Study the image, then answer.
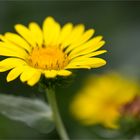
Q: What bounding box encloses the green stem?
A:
[46,87,70,140]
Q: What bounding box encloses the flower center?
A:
[28,47,69,70]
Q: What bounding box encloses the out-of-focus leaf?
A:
[0,94,54,133]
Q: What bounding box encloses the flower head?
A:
[70,73,139,128]
[0,17,106,86]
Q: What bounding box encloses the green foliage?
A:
[0,94,54,134]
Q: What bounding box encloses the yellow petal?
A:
[7,66,25,82]
[43,17,56,46]
[57,70,72,76]
[4,32,31,52]
[0,58,27,73]
[29,22,43,47]
[15,24,36,47]
[0,67,13,72]
[58,23,73,45]
[67,58,106,68]
[70,50,107,60]
[0,46,26,59]
[69,36,104,57]
[65,29,95,53]
[20,67,37,82]
[90,59,106,68]
[27,71,41,86]
[65,65,91,69]
[84,50,107,58]
[0,35,28,54]
[61,24,85,49]
[0,40,28,59]
[44,70,57,78]
[0,58,26,68]
[50,22,61,46]
[70,41,105,59]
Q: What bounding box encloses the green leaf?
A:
[0,94,54,133]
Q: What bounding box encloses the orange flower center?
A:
[28,47,69,70]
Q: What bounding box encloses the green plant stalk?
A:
[46,87,69,140]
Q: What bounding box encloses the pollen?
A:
[28,47,69,70]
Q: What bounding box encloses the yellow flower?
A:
[0,17,106,86]
[70,73,139,128]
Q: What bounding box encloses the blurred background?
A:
[0,1,140,139]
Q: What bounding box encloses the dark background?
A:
[0,1,140,139]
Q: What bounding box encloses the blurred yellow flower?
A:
[0,17,106,86]
[70,73,139,128]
